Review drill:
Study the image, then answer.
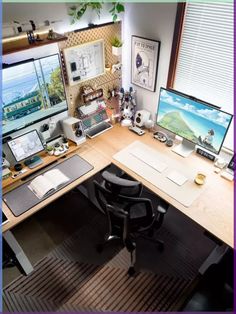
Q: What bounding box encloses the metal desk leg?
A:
[3,230,34,275]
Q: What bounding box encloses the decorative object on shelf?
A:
[27,30,36,44]
[63,39,105,86]
[80,86,103,104]
[62,136,69,150]
[53,142,64,156]
[68,2,125,24]
[35,34,43,42]
[119,87,136,127]
[131,35,161,92]
[111,36,123,56]
[46,145,54,156]
[111,62,122,73]
[40,123,51,141]
[2,151,12,180]
[47,29,56,40]
[2,152,10,169]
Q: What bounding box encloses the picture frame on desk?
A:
[131,35,161,92]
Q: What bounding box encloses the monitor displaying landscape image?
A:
[157,88,233,154]
[2,54,68,136]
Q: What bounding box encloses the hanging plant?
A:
[68,2,125,24]
[109,2,125,22]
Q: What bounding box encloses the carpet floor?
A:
[3,175,216,312]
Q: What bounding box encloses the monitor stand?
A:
[172,139,196,158]
[24,155,43,169]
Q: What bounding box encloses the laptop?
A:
[82,108,113,139]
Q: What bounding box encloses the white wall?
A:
[122,3,177,121]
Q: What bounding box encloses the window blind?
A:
[174,2,234,150]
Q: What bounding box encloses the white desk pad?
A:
[113,141,206,207]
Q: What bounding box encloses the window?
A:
[168,2,234,150]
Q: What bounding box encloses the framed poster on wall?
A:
[131,36,161,92]
[63,39,105,86]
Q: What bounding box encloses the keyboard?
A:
[86,122,113,138]
[130,149,167,173]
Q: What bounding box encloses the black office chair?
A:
[93,170,168,275]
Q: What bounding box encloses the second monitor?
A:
[7,129,45,169]
[156,88,233,157]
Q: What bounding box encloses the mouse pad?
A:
[3,155,94,217]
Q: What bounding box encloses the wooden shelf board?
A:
[2,140,79,190]
[3,33,67,55]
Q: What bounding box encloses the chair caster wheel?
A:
[128,266,136,276]
[96,244,103,253]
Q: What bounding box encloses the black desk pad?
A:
[3,155,94,217]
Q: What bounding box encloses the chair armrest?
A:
[156,200,169,215]
[157,205,167,214]
[106,204,128,218]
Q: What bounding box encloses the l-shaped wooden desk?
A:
[2,124,234,273]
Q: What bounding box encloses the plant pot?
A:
[47,150,54,156]
[112,46,122,56]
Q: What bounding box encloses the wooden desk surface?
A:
[2,124,234,247]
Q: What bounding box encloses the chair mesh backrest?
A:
[94,176,153,231]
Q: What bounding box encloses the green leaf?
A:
[116,3,125,13]
[113,13,118,22]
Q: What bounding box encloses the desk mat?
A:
[3,155,94,217]
[113,141,206,207]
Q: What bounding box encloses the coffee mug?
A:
[195,173,206,185]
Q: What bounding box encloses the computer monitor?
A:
[7,129,44,168]
[156,88,233,157]
[2,54,68,137]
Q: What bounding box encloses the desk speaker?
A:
[61,117,86,145]
[134,110,151,127]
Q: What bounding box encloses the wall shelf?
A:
[3,32,67,55]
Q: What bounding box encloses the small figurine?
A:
[47,29,55,40]
[35,34,43,42]
[27,30,36,44]
[119,87,136,127]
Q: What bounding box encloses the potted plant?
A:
[46,145,54,156]
[111,36,123,56]
[62,136,69,150]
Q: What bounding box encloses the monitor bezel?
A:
[156,87,233,155]
[2,53,68,137]
[7,129,45,163]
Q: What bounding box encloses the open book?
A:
[28,169,69,199]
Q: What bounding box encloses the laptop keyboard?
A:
[86,122,112,138]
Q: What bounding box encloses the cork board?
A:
[58,22,122,116]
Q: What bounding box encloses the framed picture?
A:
[63,39,105,86]
[131,36,161,92]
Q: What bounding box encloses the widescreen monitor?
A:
[2,54,68,137]
[156,88,233,156]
